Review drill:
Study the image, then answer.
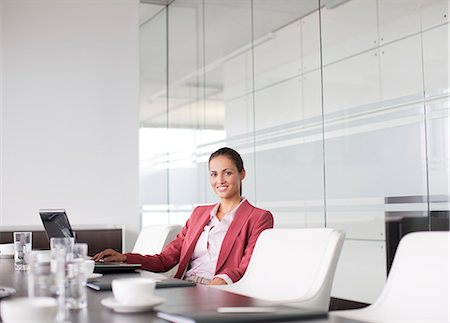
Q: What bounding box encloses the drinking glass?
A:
[50,237,74,257]
[50,237,74,321]
[14,232,32,271]
[28,250,54,297]
[66,243,88,309]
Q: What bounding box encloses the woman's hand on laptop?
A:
[92,249,127,263]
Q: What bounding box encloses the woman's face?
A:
[209,155,245,201]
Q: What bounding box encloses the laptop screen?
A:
[39,209,75,239]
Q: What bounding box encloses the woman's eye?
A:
[210,173,216,177]
[225,171,232,176]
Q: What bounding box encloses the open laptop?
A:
[39,209,75,239]
[39,209,141,273]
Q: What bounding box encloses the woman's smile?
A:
[209,155,245,201]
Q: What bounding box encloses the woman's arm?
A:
[124,221,189,272]
[93,209,199,272]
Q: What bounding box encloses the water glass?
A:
[66,243,88,309]
[14,231,32,271]
[50,237,74,257]
[28,250,54,297]
[50,237,74,320]
[50,236,74,301]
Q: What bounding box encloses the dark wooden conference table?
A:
[0,257,362,323]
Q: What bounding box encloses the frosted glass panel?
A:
[204,0,252,67]
[426,98,450,200]
[426,98,449,233]
[252,0,320,91]
[167,79,204,128]
[168,1,203,86]
[225,94,254,138]
[140,10,167,127]
[301,11,321,72]
[327,210,385,240]
[254,144,325,226]
[302,70,323,119]
[256,144,324,201]
[253,0,323,226]
[325,110,428,199]
[271,210,325,229]
[252,0,318,38]
[139,8,169,225]
[380,35,423,101]
[223,50,253,101]
[420,0,449,29]
[322,50,380,114]
[167,0,205,215]
[332,240,387,303]
[204,0,252,134]
[254,78,303,131]
[422,24,449,96]
[254,72,322,131]
[378,0,421,44]
[253,21,302,91]
[139,129,168,206]
[321,0,378,64]
[204,0,252,127]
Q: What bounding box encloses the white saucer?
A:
[101,296,165,313]
[87,273,103,281]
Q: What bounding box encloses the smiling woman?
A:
[208,147,246,213]
[93,147,274,286]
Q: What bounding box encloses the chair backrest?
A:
[132,224,182,255]
[333,231,450,322]
[225,228,345,311]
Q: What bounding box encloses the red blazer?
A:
[125,200,273,283]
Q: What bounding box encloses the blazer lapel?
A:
[215,200,254,272]
[176,206,212,278]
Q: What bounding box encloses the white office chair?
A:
[214,228,345,311]
[132,224,182,255]
[132,224,182,277]
[132,224,181,277]
[333,231,450,323]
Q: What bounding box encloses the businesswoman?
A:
[93,147,274,285]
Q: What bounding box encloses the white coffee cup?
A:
[33,250,51,262]
[112,277,156,305]
[84,259,95,277]
[0,243,15,256]
[0,297,57,323]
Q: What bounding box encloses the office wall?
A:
[139,0,449,303]
[0,0,140,251]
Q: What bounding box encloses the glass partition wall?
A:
[139,0,449,306]
[139,7,170,225]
